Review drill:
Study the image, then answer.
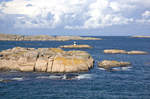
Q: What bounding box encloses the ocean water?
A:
[0,36,150,99]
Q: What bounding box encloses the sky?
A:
[0,0,150,36]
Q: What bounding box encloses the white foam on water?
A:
[36,76,49,79]
[36,75,62,79]
[74,74,93,80]
[12,77,24,81]
[98,68,106,71]
[0,78,4,81]
[111,67,132,71]
[36,74,94,80]
[48,75,62,79]
[112,67,121,71]
[121,67,132,71]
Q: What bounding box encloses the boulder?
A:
[98,60,131,69]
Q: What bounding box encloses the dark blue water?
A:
[0,36,150,99]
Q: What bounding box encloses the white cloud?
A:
[142,11,150,18]
[136,10,150,24]
[0,0,150,29]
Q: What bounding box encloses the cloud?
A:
[136,10,150,24]
[142,11,150,18]
[0,0,150,30]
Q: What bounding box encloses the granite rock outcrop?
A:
[0,47,94,73]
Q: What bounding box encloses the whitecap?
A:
[98,68,106,71]
[112,67,121,71]
[36,76,49,79]
[74,74,93,80]
[121,67,132,71]
[12,77,23,81]
[36,75,62,79]
[48,75,62,79]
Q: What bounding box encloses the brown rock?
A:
[98,60,131,69]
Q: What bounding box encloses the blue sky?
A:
[0,0,150,36]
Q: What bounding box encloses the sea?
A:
[0,36,150,99]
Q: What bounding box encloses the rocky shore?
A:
[104,49,148,55]
[0,47,94,73]
[0,33,101,41]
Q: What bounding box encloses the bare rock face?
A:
[0,47,94,73]
[98,60,131,69]
[104,49,148,55]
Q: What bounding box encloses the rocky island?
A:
[60,44,92,49]
[98,60,131,69]
[104,49,148,55]
[0,33,102,41]
[0,47,94,73]
[132,36,150,38]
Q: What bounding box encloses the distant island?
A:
[0,33,102,41]
[132,36,150,38]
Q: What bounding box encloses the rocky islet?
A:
[98,60,131,69]
[104,49,148,55]
[0,47,94,73]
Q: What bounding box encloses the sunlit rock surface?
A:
[98,60,131,69]
[0,47,94,73]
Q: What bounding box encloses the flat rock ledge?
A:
[60,44,92,49]
[98,60,131,69]
[104,49,148,55]
[0,47,94,73]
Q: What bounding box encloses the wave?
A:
[98,68,106,71]
[36,75,64,79]
[36,74,93,80]
[98,66,132,71]
[73,74,93,80]
[12,77,24,81]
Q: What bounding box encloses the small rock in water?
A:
[98,60,131,70]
